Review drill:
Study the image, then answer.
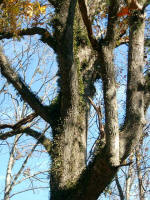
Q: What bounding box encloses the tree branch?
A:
[4,134,21,200]
[0,126,52,153]
[115,174,125,200]
[0,112,37,130]
[0,47,51,123]
[78,0,98,50]
[144,0,150,8]
[8,136,43,194]
[25,128,52,153]
[95,1,120,167]
[100,51,119,165]
[120,12,146,160]
[0,27,57,51]
[125,13,146,125]
[88,97,105,138]
[15,170,49,186]
[0,127,30,140]
[10,186,49,198]
[104,0,120,46]
[67,148,118,200]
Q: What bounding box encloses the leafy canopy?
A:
[0,0,46,35]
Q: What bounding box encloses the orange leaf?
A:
[117,7,130,17]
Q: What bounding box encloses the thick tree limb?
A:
[92,0,120,167]
[105,0,119,46]
[0,48,51,124]
[125,13,145,125]
[78,0,98,50]
[65,140,132,200]
[65,148,118,200]
[0,127,52,153]
[120,12,146,160]
[98,27,119,167]
[0,112,37,130]
[24,128,52,153]
[0,126,30,140]
[0,28,57,51]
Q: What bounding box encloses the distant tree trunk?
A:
[126,157,134,200]
[4,135,20,200]
[136,144,145,200]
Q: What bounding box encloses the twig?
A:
[88,97,105,138]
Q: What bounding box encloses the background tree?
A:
[0,0,150,200]
[97,122,150,200]
[0,39,54,199]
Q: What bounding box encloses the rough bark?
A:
[0,1,149,200]
[48,1,89,199]
[100,46,119,166]
[49,2,98,199]
[99,0,120,167]
[120,11,146,160]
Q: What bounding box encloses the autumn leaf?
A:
[117,7,130,17]
[40,6,46,14]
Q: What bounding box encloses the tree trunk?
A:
[0,1,149,200]
[49,2,97,198]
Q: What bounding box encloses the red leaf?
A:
[117,7,130,17]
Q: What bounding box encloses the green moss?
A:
[46,95,61,135]
[73,16,90,50]
[73,16,89,108]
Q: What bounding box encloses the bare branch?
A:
[15,170,49,186]
[8,130,48,193]
[9,186,49,198]
[88,97,105,138]
[0,127,52,153]
[0,47,51,123]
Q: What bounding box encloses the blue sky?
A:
[0,5,150,200]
